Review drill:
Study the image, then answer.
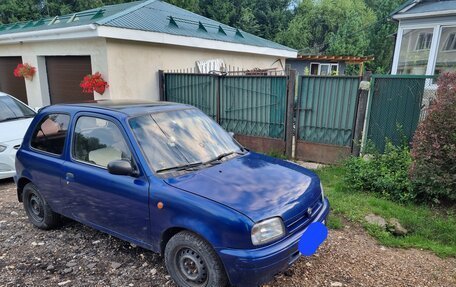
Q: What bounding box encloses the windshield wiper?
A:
[204,151,245,165]
[156,162,203,173]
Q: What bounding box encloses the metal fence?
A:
[363,75,436,152]
[164,74,217,120]
[162,71,436,162]
[163,72,290,154]
[220,76,287,139]
[295,76,362,163]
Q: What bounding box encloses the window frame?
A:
[393,22,456,77]
[29,112,71,158]
[310,62,339,76]
[70,113,139,173]
[443,32,456,51]
[415,32,433,51]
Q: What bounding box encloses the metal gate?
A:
[163,72,289,154]
[364,75,435,152]
[295,76,361,163]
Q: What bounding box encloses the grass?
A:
[316,166,456,258]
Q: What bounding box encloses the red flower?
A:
[14,63,36,80]
[80,72,109,95]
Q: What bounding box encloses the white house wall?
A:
[105,38,286,101]
[0,37,286,106]
[0,38,109,108]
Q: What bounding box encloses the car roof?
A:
[45,100,194,117]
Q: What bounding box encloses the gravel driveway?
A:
[1,178,455,287]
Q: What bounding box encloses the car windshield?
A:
[129,108,243,173]
[0,96,35,123]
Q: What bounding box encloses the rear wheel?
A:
[23,183,61,229]
[165,231,228,287]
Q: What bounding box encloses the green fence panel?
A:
[220,76,287,139]
[366,75,434,152]
[297,76,361,146]
[164,74,217,120]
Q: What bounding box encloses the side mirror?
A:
[107,160,137,176]
[228,131,235,138]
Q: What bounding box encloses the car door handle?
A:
[65,172,74,184]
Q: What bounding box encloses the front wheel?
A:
[165,231,228,287]
[23,183,61,230]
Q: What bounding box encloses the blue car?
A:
[15,101,329,287]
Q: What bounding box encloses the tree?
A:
[199,0,293,40]
[277,0,376,57]
[364,0,408,73]
[0,0,41,24]
[167,0,200,13]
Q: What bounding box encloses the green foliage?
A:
[277,0,376,56]
[266,150,288,160]
[410,73,456,204]
[326,214,343,230]
[200,0,293,39]
[343,141,414,203]
[364,0,408,73]
[0,0,136,24]
[167,0,200,13]
[317,166,456,258]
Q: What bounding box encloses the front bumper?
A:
[217,197,330,287]
[0,140,20,180]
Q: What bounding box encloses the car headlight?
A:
[251,217,285,246]
[320,182,325,201]
[0,144,6,153]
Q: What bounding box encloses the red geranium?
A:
[80,72,109,95]
[14,63,36,80]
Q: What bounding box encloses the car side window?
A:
[31,114,70,155]
[73,116,132,168]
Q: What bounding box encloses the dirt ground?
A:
[1,178,455,287]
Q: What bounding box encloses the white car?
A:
[0,93,36,179]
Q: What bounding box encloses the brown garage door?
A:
[46,56,93,104]
[0,57,28,104]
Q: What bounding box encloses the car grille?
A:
[285,197,323,234]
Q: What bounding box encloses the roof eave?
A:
[389,0,418,18]
[0,24,97,44]
[392,9,456,20]
[97,26,297,58]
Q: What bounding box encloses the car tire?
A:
[165,231,228,287]
[23,183,61,230]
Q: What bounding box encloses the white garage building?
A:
[0,0,296,107]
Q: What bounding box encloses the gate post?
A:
[215,75,221,124]
[352,72,371,156]
[159,70,165,101]
[285,69,296,159]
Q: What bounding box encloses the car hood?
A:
[0,118,33,143]
[164,152,322,223]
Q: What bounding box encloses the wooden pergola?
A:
[296,55,375,76]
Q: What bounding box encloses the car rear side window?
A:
[31,114,70,155]
[73,116,132,168]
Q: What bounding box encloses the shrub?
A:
[410,73,456,203]
[343,141,414,203]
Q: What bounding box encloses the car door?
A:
[23,113,70,211]
[62,113,150,243]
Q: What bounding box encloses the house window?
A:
[310,63,339,75]
[397,28,433,75]
[415,33,433,51]
[443,32,456,51]
[434,27,456,76]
